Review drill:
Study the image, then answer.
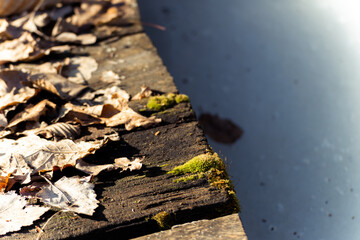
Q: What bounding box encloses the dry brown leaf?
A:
[7,99,56,129]
[69,3,104,27]
[0,191,49,236]
[56,103,102,126]
[0,135,106,179]
[55,32,97,45]
[37,176,98,215]
[132,85,152,100]
[0,0,40,17]
[30,73,88,100]
[15,62,58,75]
[0,32,43,64]
[60,56,98,84]
[92,86,129,110]
[0,173,12,192]
[105,106,161,130]
[36,122,81,140]
[0,19,21,40]
[0,70,36,111]
[100,70,121,83]
[76,156,142,176]
[0,31,35,63]
[19,182,47,198]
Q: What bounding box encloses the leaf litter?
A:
[0,0,161,235]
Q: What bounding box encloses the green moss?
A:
[168,153,225,176]
[152,211,173,229]
[173,173,205,183]
[147,93,190,111]
[175,94,190,103]
[147,95,176,111]
[168,152,240,214]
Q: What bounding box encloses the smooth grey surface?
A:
[138,1,360,239]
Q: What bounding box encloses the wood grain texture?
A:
[2,1,246,239]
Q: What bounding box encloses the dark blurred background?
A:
[138,1,360,239]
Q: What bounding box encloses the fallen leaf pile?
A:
[0,0,134,64]
[0,1,160,236]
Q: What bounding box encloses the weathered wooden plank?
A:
[2,1,244,239]
[133,213,248,240]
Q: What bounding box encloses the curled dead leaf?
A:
[0,70,36,111]
[7,99,56,129]
[105,106,161,130]
[30,73,88,100]
[55,32,97,45]
[0,32,46,64]
[36,122,81,140]
[0,0,40,17]
[132,85,152,100]
[56,103,102,126]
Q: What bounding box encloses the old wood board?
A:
[2,1,243,239]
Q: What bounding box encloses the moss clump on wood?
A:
[175,94,190,104]
[173,173,205,183]
[168,153,225,175]
[147,95,176,111]
[147,93,190,111]
[168,152,240,213]
[152,211,173,229]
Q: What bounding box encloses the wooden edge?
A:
[132,213,248,240]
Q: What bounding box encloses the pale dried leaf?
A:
[105,106,161,130]
[0,32,40,64]
[15,62,58,74]
[55,32,97,45]
[7,100,56,129]
[114,157,143,171]
[100,70,120,83]
[76,156,143,176]
[0,19,21,40]
[69,3,104,27]
[0,135,105,178]
[56,103,102,126]
[61,56,98,84]
[92,86,129,110]
[132,85,152,100]
[37,176,98,215]
[30,73,88,100]
[0,87,36,112]
[0,191,49,235]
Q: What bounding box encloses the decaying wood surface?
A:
[2,0,245,239]
[134,214,248,240]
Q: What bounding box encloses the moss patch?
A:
[147,95,176,111]
[152,211,174,229]
[147,93,190,111]
[175,94,190,104]
[168,153,225,175]
[173,173,205,183]
[168,152,240,214]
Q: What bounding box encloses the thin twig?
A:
[36,209,63,240]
